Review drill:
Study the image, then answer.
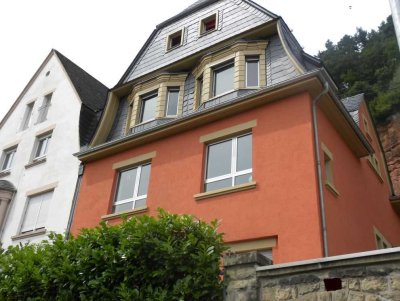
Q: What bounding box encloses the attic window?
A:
[167,30,183,50]
[200,13,217,35]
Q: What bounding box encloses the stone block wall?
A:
[224,248,400,301]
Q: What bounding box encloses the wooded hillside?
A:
[318,16,400,122]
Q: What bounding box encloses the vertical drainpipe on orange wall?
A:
[312,81,330,257]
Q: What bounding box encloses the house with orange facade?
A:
[70,0,400,264]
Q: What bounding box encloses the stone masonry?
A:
[224,248,400,301]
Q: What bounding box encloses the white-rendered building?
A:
[0,50,107,247]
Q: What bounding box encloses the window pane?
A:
[114,201,134,213]
[20,103,34,131]
[116,168,137,202]
[205,178,232,192]
[135,198,147,208]
[21,196,41,232]
[235,173,252,185]
[2,151,15,170]
[35,192,52,229]
[213,63,234,96]
[141,94,157,123]
[237,134,252,171]
[137,164,151,196]
[37,93,52,123]
[166,90,179,116]
[246,58,259,87]
[206,140,232,179]
[35,137,50,158]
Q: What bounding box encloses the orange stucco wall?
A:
[318,101,400,256]
[72,92,324,264]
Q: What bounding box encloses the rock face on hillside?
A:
[378,113,400,195]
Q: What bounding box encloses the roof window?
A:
[167,29,183,50]
[200,13,217,35]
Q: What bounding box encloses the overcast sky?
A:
[0,0,392,121]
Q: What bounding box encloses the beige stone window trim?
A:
[1,140,21,151]
[226,237,276,253]
[192,41,267,105]
[35,124,56,137]
[166,28,184,52]
[25,182,58,197]
[128,74,187,129]
[374,226,392,249]
[321,143,339,197]
[199,119,257,143]
[194,181,256,201]
[101,207,148,221]
[367,154,384,183]
[198,11,219,36]
[362,114,372,141]
[112,151,156,170]
[11,228,47,241]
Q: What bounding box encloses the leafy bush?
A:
[0,210,225,300]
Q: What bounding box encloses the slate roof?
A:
[342,93,364,125]
[0,180,16,192]
[54,50,109,146]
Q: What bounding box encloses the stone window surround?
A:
[373,226,392,249]
[0,143,19,173]
[128,74,187,129]
[166,28,185,52]
[195,120,257,200]
[11,182,58,241]
[192,41,268,108]
[367,153,384,183]
[28,126,55,164]
[321,142,339,197]
[362,114,372,141]
[198,11,219,36]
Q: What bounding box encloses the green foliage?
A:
[0,210,225,300]
[318,16,400,121]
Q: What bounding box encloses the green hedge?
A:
[0,210,225,300]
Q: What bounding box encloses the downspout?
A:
[312,81,330,257]
[65,164,84,239]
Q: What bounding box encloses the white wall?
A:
[0,54,81,247]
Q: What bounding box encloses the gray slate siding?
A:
[182,74,196,115]
[106,97,129,142]
[125,0,274,82]
[266,35,300,86]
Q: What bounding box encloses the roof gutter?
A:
[311,81,330,257]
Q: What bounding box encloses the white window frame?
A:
[1,147,17,172]
[204,133,252,190]
[113,163,151,212]
[245,56,260,88]
[20,101,35,131]
[139,91,158,124]
[20,190,53,233]
[165,88,180,117]
[36,93,53,124]
[33,134,51,161]
[212,60,235,97]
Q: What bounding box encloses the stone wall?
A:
[224,248,400,300]
[378,113,400,196]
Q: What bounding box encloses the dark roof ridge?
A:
[54,50,109,112]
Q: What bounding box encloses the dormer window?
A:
[200,13,217,35]
[167,30,183,51]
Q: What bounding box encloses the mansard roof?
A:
[342,93,364,125]
[118,0,281,85]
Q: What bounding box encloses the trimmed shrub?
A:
[0,210,225,300]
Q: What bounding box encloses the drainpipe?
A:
[312,81,330,257]
[65,164,84,239]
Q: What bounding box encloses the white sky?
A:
[0,0,392,122]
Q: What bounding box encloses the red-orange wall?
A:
[318,101,400,256]
[72,92,324,264]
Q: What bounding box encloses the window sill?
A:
[325,182,339,197]
[208,89,236,101]
[25,157,46,169]
[199,28,217,37]
[11,228,47,241]
[194,181,256,201]
[0,170,11,178]
[101,207,148,221]
[367,159,384,183]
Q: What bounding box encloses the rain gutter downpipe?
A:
[312,81,330,257]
